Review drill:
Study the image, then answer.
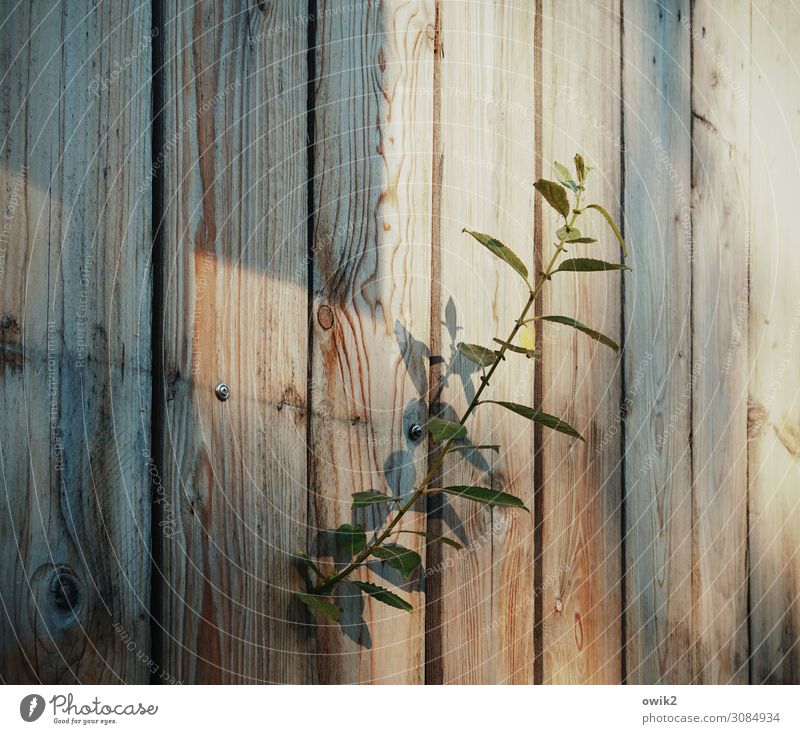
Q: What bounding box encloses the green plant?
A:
[297,155,628,621]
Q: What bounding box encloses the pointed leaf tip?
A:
[296,592,341,621]
[351,491,396,509]
[539,315,619,353]
[554,161,578,192]
[482,400,584,441]
[574,154,586,185]
[553,258,629,274]
[352,581,413,612]
[457,342,497,367]
[585,203,628,257]
[437,485,529,512]
[462,230,529,282]
[399,529,464,550]
[534,179,571,218]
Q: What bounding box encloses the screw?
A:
[408,424,423,441]
[215,383,230,401]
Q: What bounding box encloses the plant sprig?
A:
[296,154,627,621]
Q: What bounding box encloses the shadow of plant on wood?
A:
[296,155,628,636]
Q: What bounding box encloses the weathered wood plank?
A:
[158,1,309,683]
[622,0,693,683]
[0,0,152,682]
[539,0,623,684]
[691,0,750,684]
[430,0,536,684]
[748,0,800,684]
[308,0,434,683]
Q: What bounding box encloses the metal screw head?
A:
[408,424,424,441]
[215,383,230,402]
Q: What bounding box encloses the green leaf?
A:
[539,315,619,353]
[371,545,422,580]
[492,337,539,359]
[296,592,341,621]
[534,179,570,218]
[336,524,366,556]
[352,581,413,612]
[574,153,586,185]
[554,161,578,192]
[584,203,628,256]
[397,529,464,550]
[482,400,584,441]
[437,485,529,513]
[567,237,597,244]
[352,491,396,509]
[444,443,500,457]
[556,225,585,242]
[426,416,467,441]
[462,230,529,282]
[553,258,629,274]
[457,342,497,367]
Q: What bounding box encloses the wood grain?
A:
[622,0,693,683]
[0,0,152,683]
[431,0,536,684]
[158,1,310,683]
[539,0,623,684]
[308,0,434,683]
[691,0,750,684]
[748,0,800,684]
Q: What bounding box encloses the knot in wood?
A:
[50,568,80,614]
[317,304,335,330]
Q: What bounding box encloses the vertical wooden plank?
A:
[622,0,693,683]
[432,0,536,684]
[749,0,800,684]
[158,1,309,683]
[309,0,433,683]
[0,1,152,682]
[539,0,623,683]
[691,0,750,684]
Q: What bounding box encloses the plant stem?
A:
[314,200,582,594]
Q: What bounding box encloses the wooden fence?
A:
[1,0,798,684]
